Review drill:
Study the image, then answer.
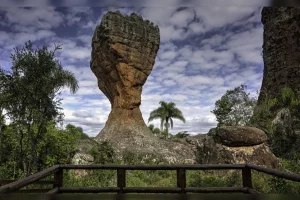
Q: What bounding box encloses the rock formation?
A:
[258,7,300,104]
[90,11,195,164]
[213,126,268,147]
[189,126,280,169]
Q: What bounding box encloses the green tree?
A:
[65,124,89,140]
[211,85,257,127]
[0,40,78,176]
[148,124,161,136]
[148,101,185,139]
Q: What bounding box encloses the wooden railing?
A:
[0,164,300,194]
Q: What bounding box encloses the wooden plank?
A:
[117,169,126,193]
[123,187,181,193]
[53,169,63,188]
[0,180,57,185]
[46,187,59,194]
[60,164,246,170]
[242,167,253,188]
[177,169,186,193]
[59,187,120,193]
[0,165,60,194]
[185,187,247,193]
[247,188,261,194]
[15,189,51,193]
[59,187,247,194]
[247,164,300,182]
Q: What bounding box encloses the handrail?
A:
[247,164,300,182]
[1,163,300,194]
[0,179,57,185]
[0,165,60,194]
[60,164,246,170]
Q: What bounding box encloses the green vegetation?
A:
[0,41,80,177]
[252,87,300,161]
[1,41,300,194]
[148,101,186,139]
[147,124,161,136]
[173,131,190,138]
[211,85,257,127]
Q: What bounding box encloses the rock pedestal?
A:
[258,7,300,104]
[90,11,195,164]
[193,127,280,169]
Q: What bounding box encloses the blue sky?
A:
[0,3,266,136]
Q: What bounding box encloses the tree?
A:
[211,85,257,127]
[0,40,78,176]
[65,124,89,140]
[148,101,185,139]
[148,124,161,136]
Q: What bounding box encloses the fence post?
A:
[117,169,126,194]
[242,166,253,190]
[177,169,186,194]
[53,168,63,189]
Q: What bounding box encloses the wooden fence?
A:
[0,164,300,194]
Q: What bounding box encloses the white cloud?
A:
[159,50,178,60]
[1,7,64,29]
[169,8,195,27]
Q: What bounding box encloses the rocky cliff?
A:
[258,7,300,104]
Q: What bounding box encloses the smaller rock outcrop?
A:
[214,126,268,147]
[191,127,280,169]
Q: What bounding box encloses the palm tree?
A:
[148,101,186,139]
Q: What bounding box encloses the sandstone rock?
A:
[72,153,94,165]
[214,126,268,147]
[90,11,195,164]
[194,134,280,169]
[258,7,300,105]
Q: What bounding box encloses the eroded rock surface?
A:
[90,11,195,164]
[214,126,268,147]
[258,7,300,104]
[188,127,280,169]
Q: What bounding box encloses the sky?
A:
[0,1,271,137]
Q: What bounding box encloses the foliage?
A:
[174,131,189,138]
[147,124,161,136]
[0,122,81,179]
[250,98,278,134]
[211,85,257,127]
[0,41,78,177]
[65,124,89,140]
[148,101,185,139]
[252,87,300,161]
[90,141,115,164]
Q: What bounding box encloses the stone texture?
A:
[214,126,268,147]
[90,11,195,164]
[192,134,280,169]
[72,153,94,165]
[258,7,300,105]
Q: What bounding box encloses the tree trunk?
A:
[165,121,170,139]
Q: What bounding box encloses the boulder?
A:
[194,134,281,169]
[214,126,268,147]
